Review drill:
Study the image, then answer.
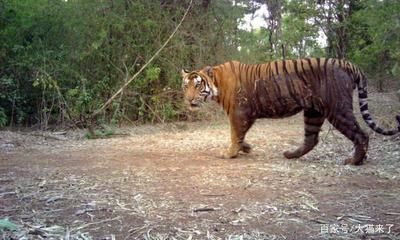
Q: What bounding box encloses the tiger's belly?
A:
[246,78,308,118]
[254,96,303,118]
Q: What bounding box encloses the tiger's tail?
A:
[356,71,400,135]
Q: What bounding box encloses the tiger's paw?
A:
[344,158,364,166]
[220,151,238,159]
[220,147,239,159]
[283,150,300,159]
[240,142,252,153]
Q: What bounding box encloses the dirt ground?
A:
[1,92,400,240]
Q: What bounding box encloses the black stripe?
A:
[299,59,310,87]
[316,58,323,85]
[243,64,247,83]
[273,74,288,114]
[265,62,272,80]
[305,124,322,132]
[269,63,285,112]
[248,65,252,82]
[274,61,280,76]
[363,113,372,120]
[375,128,383,134]
[358,92,367,99]
[283,60,302,106]
[360,104,368,112]
[256,64,262,80]
[230,61,237,77]
[305,119,324,126]
[239,63,243,84]
[331,59,336,67]
[249,64,255,82]
[323,58,329,81]
[305,131,318,137]
[306,58,317,83]
[282,60,287,74]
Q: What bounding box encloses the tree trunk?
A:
[265,0,282,59]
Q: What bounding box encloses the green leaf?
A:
[32,78,40,88]
[0,218,20,231]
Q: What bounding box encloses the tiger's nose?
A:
[185,95,194,102]
[190,99,199,107]
[185,96,194,103]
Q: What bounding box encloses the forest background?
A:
[1,0,399,129]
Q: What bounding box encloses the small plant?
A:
[85,124,116,139]
[0,107,7,128]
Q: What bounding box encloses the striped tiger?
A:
[181,58,400,165]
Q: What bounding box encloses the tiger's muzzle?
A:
[186,98,202,111]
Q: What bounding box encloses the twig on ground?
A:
[72,216,121,232]
[30,132,67,141]
[193,207,219,213]
[200,193,226,197]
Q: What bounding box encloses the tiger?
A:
[181,58,400,165]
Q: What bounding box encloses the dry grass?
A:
[1,91,400,239]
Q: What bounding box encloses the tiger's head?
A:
[181,66,218,111]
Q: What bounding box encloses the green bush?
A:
[0,107,7,128]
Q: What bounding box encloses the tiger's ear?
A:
[204,66,213,78]
[181,69,190,78]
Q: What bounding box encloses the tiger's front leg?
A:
[222,124,241,158]
[222,112,255,158]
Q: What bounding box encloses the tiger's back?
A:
[217,58,358,118]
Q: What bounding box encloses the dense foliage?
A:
[0,0,399,129]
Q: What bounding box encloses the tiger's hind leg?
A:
[328,109,369,165]
[284,108,325,159]
[240,141,252,153]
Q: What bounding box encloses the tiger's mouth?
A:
[190,102,199,107]
[189,104,200,112]
[188,101,201,111]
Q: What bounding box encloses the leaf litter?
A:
[1,91,399,239]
